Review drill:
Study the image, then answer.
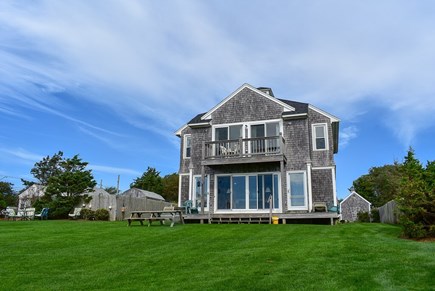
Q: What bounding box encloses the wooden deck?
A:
[183,212,339,225]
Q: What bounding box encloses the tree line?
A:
[352,148,434,238]
[0,151,178,218]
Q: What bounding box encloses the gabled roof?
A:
[121,188,165,201]
[340,191,372,206]
[175,83,340,140]
[200,83,295,120]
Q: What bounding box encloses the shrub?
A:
[80,209,95,220]
[95,209,109,221]
[400,219,427,239]
[357,211,370,222]
[371,208,380,222]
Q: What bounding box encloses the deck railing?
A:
[203,135,285,160]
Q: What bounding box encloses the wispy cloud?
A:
[1,0,435,147]
[340,126,358,148]
[89,164,141,176]
[0,147,42,163]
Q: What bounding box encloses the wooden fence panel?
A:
[379,200,400,224]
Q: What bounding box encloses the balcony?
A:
[202,135,286,166]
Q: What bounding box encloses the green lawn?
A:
[0,221,433,290]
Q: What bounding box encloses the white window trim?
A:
[287,170,308,211]
[193,175,210,210]
[312,123,329,151]
[213,172,282,214]
[183,134,191,159]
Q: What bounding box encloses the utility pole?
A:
[116,175,120,194]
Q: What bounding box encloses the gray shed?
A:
[115,188,170,220]
[340,190,371,222]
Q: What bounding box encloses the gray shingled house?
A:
[340,190,371,222]
[175,83,340,223]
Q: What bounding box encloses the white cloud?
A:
[0,147,42,163]
[89,164,141,176]
[1,0,435,147]
[340,126,358,148]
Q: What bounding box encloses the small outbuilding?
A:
[340,190,371,222]
[116,188,170,220]
[18,184,46,209]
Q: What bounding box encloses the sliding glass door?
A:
[217,174,280,211]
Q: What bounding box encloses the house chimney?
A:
[257,87,274,97]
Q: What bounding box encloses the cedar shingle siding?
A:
[176,84,339,215]
[340,192,371,221]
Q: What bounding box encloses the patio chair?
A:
[4,208,17,220]
[313,202,327,212]
[35,208,49,220]
[25,208,36,220]
[182,200,198,214]
[68,207,82,219]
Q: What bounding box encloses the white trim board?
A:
[201,83,295,120]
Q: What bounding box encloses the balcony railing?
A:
[203,135,285,161]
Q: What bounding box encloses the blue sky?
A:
[0,0,434,199]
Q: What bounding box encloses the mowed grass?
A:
[0,221,434,291]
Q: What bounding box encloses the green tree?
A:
[0,182,17,209]
[45,155,96,198]
[162,173,179,202]
[104,186,119,195]
[28,153,97,218]
[397,148,435,238]
[22,151,64,186]
[130,167,163,194]
[352,163,402,207]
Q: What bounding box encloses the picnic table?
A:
[127,209,184,227]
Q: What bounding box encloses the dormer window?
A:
[184,134,191,158]
[312,123,328,151]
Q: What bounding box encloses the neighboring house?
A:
[340,190,371,222]
[175,83,340,223]
[18,184,46,209]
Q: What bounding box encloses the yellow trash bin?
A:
[272,216,279,224]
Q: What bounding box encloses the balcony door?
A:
[215,125,243,156]
[250,122,280,154]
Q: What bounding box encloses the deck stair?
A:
[210,214,271,224]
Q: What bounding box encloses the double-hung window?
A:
[312,123,328,151]
[184,134,191,159]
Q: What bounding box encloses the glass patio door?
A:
[194,176,209,212]
[287,172,308,210]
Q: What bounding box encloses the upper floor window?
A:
[184,134,191,159]
[312,123,328,151]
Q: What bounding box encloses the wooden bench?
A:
[313,202,328,212]
[127,215,175,227]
